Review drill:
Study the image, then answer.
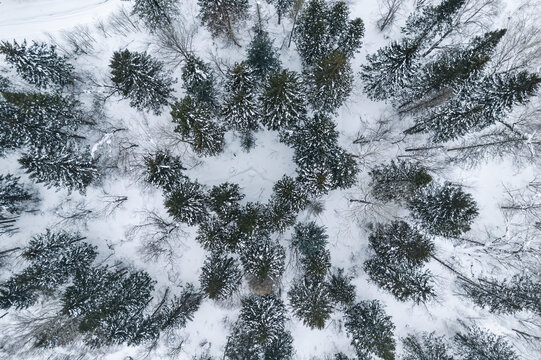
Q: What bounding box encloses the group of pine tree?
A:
[0,0,539,358]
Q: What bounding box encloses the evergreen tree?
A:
[270,175,308,214]
[294,0,364,66]
[402,332,454,360]
[197,215,242,252]
[240,235,285,294]
[198,0,250,45]
[200,252,242,300]
[246,28,281,79]
[0,230,97,310]
[0,75,9,91]
[369,160,432,203]
[0,174,35,214]
[143,150,186,191]
[409,183,478,237]
[344,300,396,360]
[222,63,260,141]
[290,221,328,259]
[305,51,353,113]
[0,40,74,89]
[207,182,245,221]
[19,145,97,193]
[288,275,333,329]
[461,273,541,316]
[171,96,225,156]
[131,0,179,29]
[110,49,174,115]
[327,268,356,308]
[181,54,218,106]
[164,180,207,226]
[236,201,271,238]
[454,326,519,360]
[266,0,293,24]
[260,69,306,131]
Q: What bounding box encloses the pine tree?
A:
[200,252,242,300]
[305,51,353,113]
[246,28,281,79]
[328,268,356,308]
[207,182,245,221]
[288,275,333,329]
[171,96,225,156]
[261,69,306,131]
[181,54,218,106]
[19,145,97,193]
[409,182,479,237]
[240,235,285,294]
[198,0,250,46]
[110,49,174,115]
[294,0,364,66]
[164,180,208,226]
[0,174,35,214]
[402,332,454,360]
[143,150,186,192]
[454,326,519,360]
[0,40,74,89]
[222,63,260,135]
[344,300,396,360]
[0,230,97,310]
[369,160,432,203]
[131,0,179,29]
[461,273,541,316]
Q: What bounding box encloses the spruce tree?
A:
[164,180,208,226]
[0,40,74,89]
[344,300,396,360]
[197,215,242,252]
[143,150,186,191]
[246,28,281,79]
[327,268,356,308]
[198,0,250,45]
[131,0,179,29]
[266,0,293,24]
[260,69,305,131]
[0,230,97,310]
[110,49,174,115]
[402,332,454,360]
[409,182,479,237]
[19,145,97,193]
[290,221,328,259]
[305,51,353,114]
[270,175,308,214]
[200,252,242,300]
[171,96,225,156]
[369,160,432,203]
[0,174,35,214]
[294,0,364,66]
[454,326,519,360]
[181,54,218,106]
[207,182,245,221]
[240,235,285,294]
[288,275,333,329]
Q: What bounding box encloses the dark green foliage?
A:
[266,0,293,24]
[200,252,242,300]
[301,247,331,279]
[0,174,35,214]
[0,230,97,310]
[240,235,285,286]
[0,40,74,89]
[110,49,174,114]
[454,326,519,360]
[369,160,432,203]
[164,180,207,225]
[246,28,281,79]
[182,54,218,105]
[402,332,454,360]
[334,353,352,360]
[328,268,356,307]
[294,0,364,66]
[0,91,85,154]
[288,276,333,329]
[143,151,186,191]
[171,96,225,156]
[236,201,270,238]
[198,0,250,44]
[131,0,179,29]
[0,75,10,91]
[261,69,305,131]
[290,221,328,258]
[410,182,479,237]
[207,182,244,220]
[305,51,353,113]
[222,62,260,133]
[364,221,435,303]
[344,300,396,360]
[461,274,541,316]
[151,284,203,332]
[197,215,242,252]
[270,175,308,214]
[19,145,97,193]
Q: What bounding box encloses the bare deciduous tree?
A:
[377,0,404,32]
